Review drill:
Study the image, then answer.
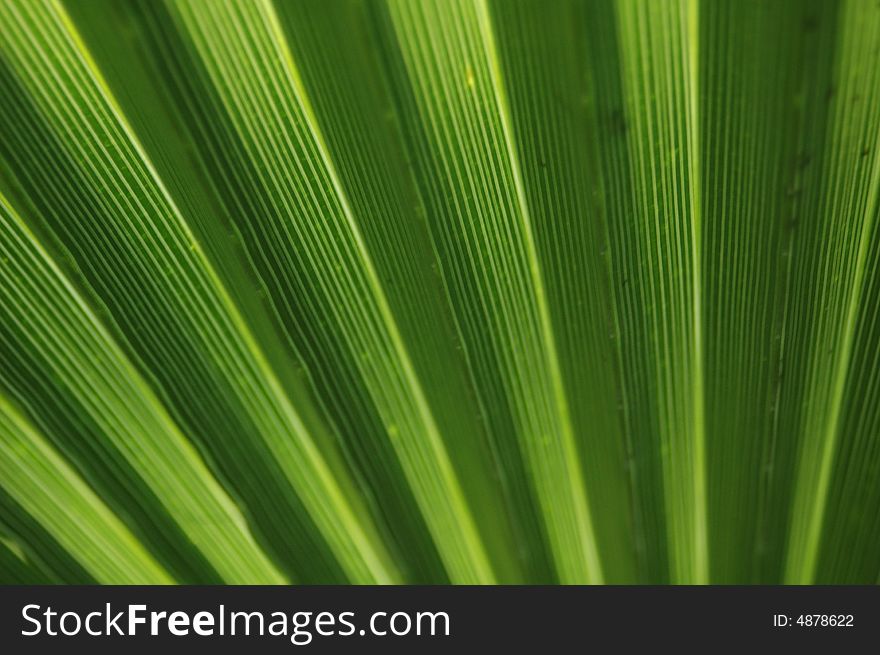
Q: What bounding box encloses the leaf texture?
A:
[1,0,879,585]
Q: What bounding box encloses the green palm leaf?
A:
[1,0,878,585]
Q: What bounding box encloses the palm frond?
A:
[1,0,878,584]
